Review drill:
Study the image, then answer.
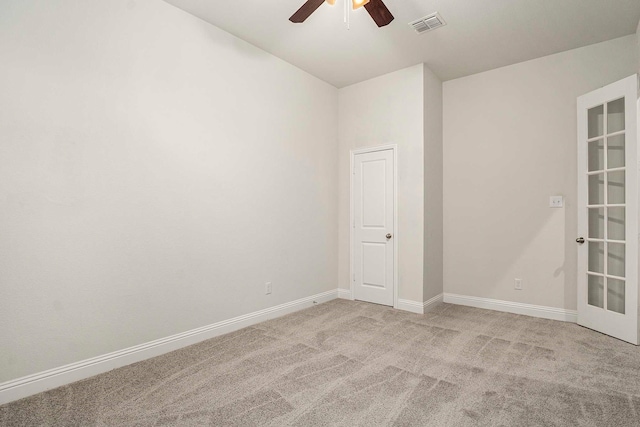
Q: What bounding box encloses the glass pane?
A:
[607,207,625,241]
[608,242,625,278]
[588,241,604,274]
[588,275,604,308]
[588,208,604,239]
[588,173,604,205]
[607,278,625,314]
[607,171,625,204]
[588,139,604,171]
[588,104,604,138]
[607,134,625,169]
[607,98,625,134]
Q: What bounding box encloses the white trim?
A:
[423,293,443,312]
[0,290,338,406]
[443,293,578,323]
[344,292,442,315]
[337,288,353,300]
[350,144,399,156]
[397,299,424,314]
[350,144,399,309]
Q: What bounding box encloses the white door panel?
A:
[361,159,387,227]
[352,148,395,306]
[577,74,638,345]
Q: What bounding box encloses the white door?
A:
[352,147,395,306]
[577,74,638,345]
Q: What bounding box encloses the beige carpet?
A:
[2,299,640,426]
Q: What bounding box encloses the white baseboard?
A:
[396,299,424,314]
[337,288,353,300]
[342,289,426,314]
[423,293,444,312]
[396,293,444,315]
[443,293,578,323]
[0,289,338,406]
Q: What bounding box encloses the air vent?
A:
[409,12,446,34]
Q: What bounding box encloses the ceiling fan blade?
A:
[364,0,394,27]
[289,0,326,23]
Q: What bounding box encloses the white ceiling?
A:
[163,0,640,88]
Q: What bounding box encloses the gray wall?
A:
[338,65,425,303]
[423,67,444,302]
[0,0,338,382]
[443,35,637,310]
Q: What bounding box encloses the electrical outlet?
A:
[265,282,272,295]
[514,278,523,290]
[549,196,564,208]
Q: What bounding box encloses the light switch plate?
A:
[549,196,564,208]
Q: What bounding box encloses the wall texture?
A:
[338,65,424,303]
[0,0,338,383]
[423,67,444,302]
[443,35,637,310]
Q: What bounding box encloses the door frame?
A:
[350,144,398,309]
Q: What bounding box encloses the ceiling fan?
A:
[289,0,394,28]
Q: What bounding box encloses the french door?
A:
[577,74,638,345]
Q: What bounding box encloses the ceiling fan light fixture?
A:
[352,0,370,10]
[289,0,393,27]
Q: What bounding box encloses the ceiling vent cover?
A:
[409,12,446,34]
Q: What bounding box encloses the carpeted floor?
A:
[2,299,640,426]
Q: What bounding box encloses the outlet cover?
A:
[265,282,272,295]
[549,196,564,208]
[514,278,523,290]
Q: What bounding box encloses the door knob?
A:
[576,237,585,244]
[386,233,392,239]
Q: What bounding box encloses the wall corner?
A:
[422,64,444,304]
